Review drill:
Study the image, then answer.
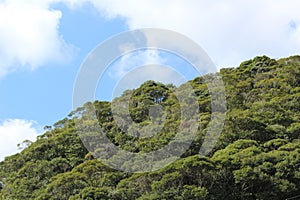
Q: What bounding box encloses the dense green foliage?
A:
[0,55,299,199]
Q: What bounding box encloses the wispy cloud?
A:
[112,64,186,98]
[106,49,187,98]
[108,49,166,79]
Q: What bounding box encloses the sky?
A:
[0,0,299,161]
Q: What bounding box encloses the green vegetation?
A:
[0,55,299,199]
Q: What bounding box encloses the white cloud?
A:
[0,0,75,78]
[87,0,300,68]
[0,119,41,161]
[1,0,299,78]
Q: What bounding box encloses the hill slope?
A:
[0,55,299,199]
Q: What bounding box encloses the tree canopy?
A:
[0,55,299,199]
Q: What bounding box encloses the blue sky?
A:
[0,0,299,160]
[0,3,126,126]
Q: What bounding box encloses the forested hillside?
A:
[0,55,299,199]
